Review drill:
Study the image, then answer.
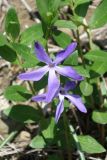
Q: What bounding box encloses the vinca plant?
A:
[0,0,107,159]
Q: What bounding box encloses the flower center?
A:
[49,62,55,68]
[60,87,65,95]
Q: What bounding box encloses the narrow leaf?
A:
[30,135,46,148]
[78,135,106,153]
[4,85,32,102]
[4,105,41,123]
[92,110,107,124]
[5,7,20,39]
[89,0,107,28]
[52,29,72,48]
[84,50,107,62]
[80,81,93,96]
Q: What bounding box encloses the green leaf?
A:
[0,44,17,62]
[91,61,107,75]
[78,135,106,153]
[12,43,39,68]
[20,24,44,45]
[75,0,90,18]
[60,0,70,6]
[73,66,90,78]
[89,0,107,29]
[4,85,32,102]
[54,20,77,29]
[84,50,107,62]
[80,81,93,96]
[5,7,20,39]
[4,105,41,123]
[33,75,47,91]
[101,81,107,96]
[48,155,59,160]
[52,30,72,48]
[74,0,91,7]
[92,110,107,124]
[36,0,60,24]
[63,51,78,66]
[0,33,7,46]
[41,118,55,139]
[30,135,46,148]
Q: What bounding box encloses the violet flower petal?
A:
[18,65,49,81]
[54,42,77,65]
[55,66,83,81]
[65,94,87,113]
[55,94,64,123]
[32,93,46,102]
[34,42,52,64]
[64,81,76,91]
[46,69,60,102]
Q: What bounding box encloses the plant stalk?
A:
[69,124,86,160]
[63,111,72,160]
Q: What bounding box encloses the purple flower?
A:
[32,81,87,123]
[18,42,83,102]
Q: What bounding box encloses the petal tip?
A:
[84,108,87,113]
[31,96,36,101]
[17,74,22,80]
[77,75,84,81]
[72,42,77,48]
[35,41,40,48]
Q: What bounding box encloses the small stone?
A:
[19,131,31,141]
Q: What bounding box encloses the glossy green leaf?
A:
[73,66,90,78]
[33,75,47,91]
[36,0,60,24]
[20,24,44,45]
[78,135,106,153]
[52,30,72,48]
[12,43,38,68]
[4,105,41,123]
[89,0,107,28]
[80,81,93,96]
[41,118,55,139]
[84,50,107,62]
[30,135,46,148]
[91,61,107,75]
[75,0,90,18]
[4,85,32,102]
[5,7,20,39]
[0,34,7,46]
[92,110,107,124]
[0,44,17,62]
[63,51,78,66]
[74,0,91,7]
[54,20,76,29]
[60,0,70,6]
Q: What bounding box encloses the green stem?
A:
[83,19,93,50]
[83,20,105,145]
[101,76,107,95]
[44,25,51,53]
[27,81,36,95]
[69,125,86,160]
[0,130,18,149]
[77,26,95,109]
[76,28,86,68]
[86,28,93,50]
[63,112,72,160]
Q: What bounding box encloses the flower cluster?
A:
[18,42,87,122]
